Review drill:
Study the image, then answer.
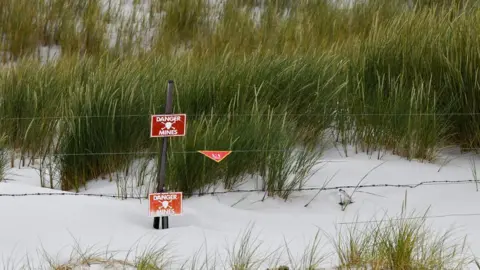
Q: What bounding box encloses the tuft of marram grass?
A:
[333,198,470,269]
[330,4,480,160]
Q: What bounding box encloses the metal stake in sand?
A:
[154,80,174,230]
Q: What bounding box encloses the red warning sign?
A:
[198,151,232,163]
[149,192,183,217]
[150,114,186,137]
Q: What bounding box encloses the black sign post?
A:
[153,80,174,230]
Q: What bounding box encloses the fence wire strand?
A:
[3,112,480,121]
[25,149,341,158]
[7,148,480,157]
[2,112,480,225]
[0,179,477,198]
[1,179,480,225]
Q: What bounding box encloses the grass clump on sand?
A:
[164,107,322,199]
[0,60,65,170]
[334,198,470,269]
[325,4,480,161]
[56,56,165,191]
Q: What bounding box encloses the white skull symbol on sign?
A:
[164,122,173,129]
[161,201,169,208]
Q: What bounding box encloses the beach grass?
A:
[1,0,480,193]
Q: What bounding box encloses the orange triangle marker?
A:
[198,151,232,163]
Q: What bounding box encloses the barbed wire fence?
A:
[1,179,480,225]
[2,112,480,226]
[1,179,478,199]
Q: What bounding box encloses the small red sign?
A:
[198,151,232,163]
[150,114,186,137]
[149,192,183,217]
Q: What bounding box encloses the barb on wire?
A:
[0,179,477,199]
